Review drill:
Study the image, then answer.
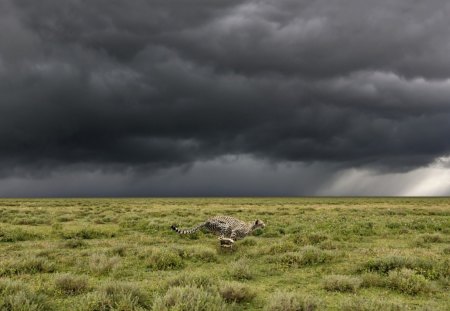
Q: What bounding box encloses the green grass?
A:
[0,197,449,310]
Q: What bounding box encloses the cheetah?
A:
[171,216,265,247]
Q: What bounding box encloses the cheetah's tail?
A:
[171,223,204,235]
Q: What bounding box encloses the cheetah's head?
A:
[253,219,266,229]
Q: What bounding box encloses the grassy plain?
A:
[0,197,449,310]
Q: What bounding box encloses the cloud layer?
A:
[1,0,450,195]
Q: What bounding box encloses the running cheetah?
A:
[171,216,265,247]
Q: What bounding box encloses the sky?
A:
[1,0,450,196]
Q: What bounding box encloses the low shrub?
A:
[387,268,434,295]
[323,275,362,292]
[264,291,319,311]
[360,272,386,288]
[152,286,228,311]
[219,281,256,303]
[55,273,89,295]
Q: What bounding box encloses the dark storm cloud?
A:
[1,0,450,178]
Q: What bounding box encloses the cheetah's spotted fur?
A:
[171,216,265,246]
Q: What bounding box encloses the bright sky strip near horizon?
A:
[0,0,450,196]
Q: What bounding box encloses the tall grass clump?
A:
[339,297,405,311]
[147,249,184,271]
[0,256,55,276]
[263,241,296,255]
[0,227,40,242]
[361,255,440,279]
[175,246,218,263]
[108,245,128,257]
[360,272,386,288]
[88,254,120,275]
[264,291,319,311]
[278,246,334,268]
[323,275,362,292]
[61,227,116,240]
[240,237,258,246]
[0,278,53,310]
[62,238,86,249]
[419,233,445,243]
[413,233,445,247]
[293,233,329,245]
[54,273,89,295]
[219,281,256,303]
[152,286,228,311]
[77,281,150,311]
[166,271,217,289]
[228,258,254,280]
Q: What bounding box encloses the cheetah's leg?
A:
[219,235,234,247]
[230,230,238,242]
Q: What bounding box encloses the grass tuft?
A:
[62,227,117,240]
[229,258,254,280]
[0,278,53,310]
[361,255,442,279]
[387,268,434,295]
[147,249,185,271]
[152,286,228,311]
[0,256,55,276]
[175,245,218,262]
[277,246,334,267]
[0,227,40,242]
[88,253,120,275]
[339,297,405,311]
[323,275,362,292]
[293,233,329,245]
[264,291,319,311]
[166,271,217,289]
[78,281,150,310]
[62,238,86,249]
[263,241,297,255]
[54,273,89,295]
[219,281,256,303]
[360,272,386,288]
